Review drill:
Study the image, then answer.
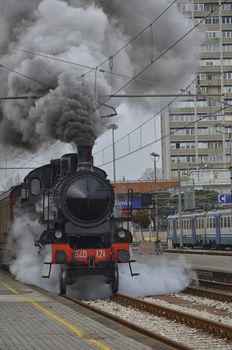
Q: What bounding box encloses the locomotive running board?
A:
[41,262,52,278]
[129,260,139,277]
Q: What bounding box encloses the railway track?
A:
[114,294,232,340]
[62,294,191,350]
[182,279,232,302]
[184,286,232,302]
[198,279,232,292]
[62,292,232,349]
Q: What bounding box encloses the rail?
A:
[113,293,232,340]
[61,294,192,350]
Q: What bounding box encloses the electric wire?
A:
[88,0,229,118]
[95,99,232,168]
[5,48,185,92]
[0,64,54,90]
[81,0,179,78]
[0,1,230,181]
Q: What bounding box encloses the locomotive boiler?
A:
[22,145,137,294]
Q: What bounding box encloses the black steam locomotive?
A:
[21,145,136,294]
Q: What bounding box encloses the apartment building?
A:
[161,0,232,190]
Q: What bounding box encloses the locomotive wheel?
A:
[59,265,67,295]
[111,263,119,294]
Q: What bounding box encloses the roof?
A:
[113,181,179,193]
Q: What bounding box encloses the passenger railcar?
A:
[0,186,21,264]
[168,208,232,248]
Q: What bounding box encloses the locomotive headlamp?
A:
[54,231,63,239]
[118,229,126,239]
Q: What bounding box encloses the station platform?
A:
[164,248,232,256]
[0,271,169,350]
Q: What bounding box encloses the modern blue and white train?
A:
[167,208,232,249]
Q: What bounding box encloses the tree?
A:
[132,210,150,229]
[3,174,22,191]
[139,167,162,181]
[194,189,218,210]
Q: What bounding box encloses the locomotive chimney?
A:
[76,145,93,171]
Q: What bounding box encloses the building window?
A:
[199,44,220,52]
[224,72,232,79]
[222,3,232,10]
[199,59,221,66]
[223,17,232,24]
[206,31,220,39]
[224,59,232,65]
[205,17,219,24]
[179,4,192,12]
[194,3,204,11]
[222,17,232,24]
[224,86,232,93]
[223,45,232,52]
[223,31,232,38]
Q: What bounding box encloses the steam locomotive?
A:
[20,145,136,294]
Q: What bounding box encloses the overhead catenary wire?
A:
[0,64,54,90]
[5,49,187,92]
[87,0,230,118]
[77,0,179,79]
[94,76,200,155]
[95,110,232,168]
[0,1,230,181]
[2,0,179,94]
[94,90,232,168]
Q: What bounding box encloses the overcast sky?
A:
[0,0,200,188]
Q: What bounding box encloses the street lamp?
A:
[150,152,160,182]
[150,152,160,245]
[108,123,118,182]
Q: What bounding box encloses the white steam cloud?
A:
[8,211,196,298]
[9,213,59,293]
[0,0,199,152]
[119,257,196,297]
[2,1,199,296]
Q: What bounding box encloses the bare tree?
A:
[3,174,22,191]
[138,167,162,181]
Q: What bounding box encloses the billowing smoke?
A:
[118,256,197,297]
[8,212,59,293]
[66,256,196,299]
[0,0,199,152]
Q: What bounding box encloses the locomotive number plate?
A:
[95,249,106,258]
[73,249,106,260]
[73,250,88,259]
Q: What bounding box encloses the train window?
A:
[228,217,231,227]
[213,218,216,228]
[31,178,41,196]
[221,217,223,227]
[207,218,209,228]
[210,218,212,228]
[224,217,227,228]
